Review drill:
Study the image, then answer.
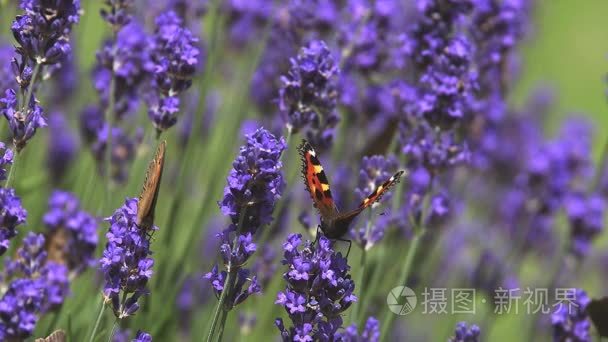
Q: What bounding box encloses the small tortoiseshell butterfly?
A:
[298,139,405,244]
[137,140,166,231]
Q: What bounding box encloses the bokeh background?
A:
[0,0,607,341]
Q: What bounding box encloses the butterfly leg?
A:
[313,225,322,246]
[334,237,352,258]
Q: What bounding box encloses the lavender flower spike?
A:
[44,190,98,275]
[275,234,357,341]
[551,289,591,342]
[148,11,200,133]
[0,187,27,255]
[0,89,47,152]
[279,40,340,150]
[99,198,156,318]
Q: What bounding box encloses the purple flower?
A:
[132,330,152,342]
[0,188,27,256]
[43,190,98,275]
[46,112,78,182]
[275,234,357,341]
[334,316,380,342]
[206,127,284,309]
[449,322,480,342]
[12,0,80,65]
[0,89,47,152]
[221,0,274,47]
[551,289,591,342]
[279,40,340,151]
[0,142,14,181]
[147,11,201,133]
[471,0,528,95]
[101,0,134,29]
[350,155,399,249]
[94,21,154,121]
[564,193,605,259]
[218,128,286,232]
[100,198,156,318]
[0,233,69,340]
[0,44,16,93]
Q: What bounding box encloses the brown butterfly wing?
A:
[298,140,339,221]
[137,140,166,230]
[588,297,608,337]
[35,330,66,342]
[326,170,405,238]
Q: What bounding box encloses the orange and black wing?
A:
[298,140,339,220]
[333,170,405,226]
[137,140,166,230]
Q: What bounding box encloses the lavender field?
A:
[0,0,607,341]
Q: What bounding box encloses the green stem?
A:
[353,248,367,325]
[87,298,106,342]
[379,230,423,339]
[107,320,118,342]
[593,134,608,189]
[22,62,41,110]
[206,270,235,342]
[5,150,19,189]
[104,68,116,211]
[216,308,230,342]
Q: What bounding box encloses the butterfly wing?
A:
[326,170,405,238]
[35,330,66,342]
[137,140,166,230]
[587,297,608,337]
[298,140,339,221]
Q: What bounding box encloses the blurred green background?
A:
[0,0,607,341]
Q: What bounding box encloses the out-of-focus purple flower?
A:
[147,11,200,133]
[401,122,470,176]
[12,0,80,65]
[470,249,519,295]
[0,233,69,340]
[251,245,277,288]
[99,198,156,318]
[279,40,340,150]
[101,0,134,29]
[0,44,16,94]
[564,193,605,259]
[43,190,98,275]
[471,0,528,95]
[239,312,257,336]
[416,36,478,128]
[94,21,154,121]
[46,112,78,182]
[113,328,132,342]
[350,155,399,250]
[221,0,273,47]
[132,330,152,342]
[334,316,380,341]
[551,289,591,342]
[0,142,14,181]
[275,234,357,341]
[0,89,47,152]
[448,322,480,342]
[0,188,27,256]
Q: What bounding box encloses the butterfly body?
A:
[298,140,404,241]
